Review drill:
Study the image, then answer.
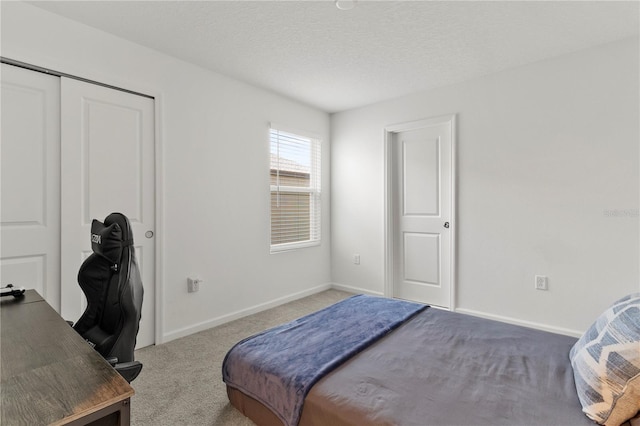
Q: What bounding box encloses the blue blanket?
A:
[222,294,427,426]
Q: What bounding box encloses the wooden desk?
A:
[1,290,134,425]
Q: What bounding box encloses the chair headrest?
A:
[91,220,124,264]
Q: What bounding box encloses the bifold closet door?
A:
[0,64,61,310]
[60,77,156,348]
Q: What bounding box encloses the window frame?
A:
[269,124,321,253]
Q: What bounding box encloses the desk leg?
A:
[118,399,130,426]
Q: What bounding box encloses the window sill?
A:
[270,240,320,254]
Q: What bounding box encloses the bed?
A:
[223,294,640,426]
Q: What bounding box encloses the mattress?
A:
[227,307,594,426]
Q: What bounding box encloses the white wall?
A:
[3,2,638,341]
[331,37,639,335]
[1,2,332,342]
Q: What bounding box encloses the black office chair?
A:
[73,212,144,383]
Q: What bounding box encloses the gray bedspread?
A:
[223,295,426,426]
[301,308,595,426]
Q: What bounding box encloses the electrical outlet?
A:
[353,254,360,265]
[534,275,548,291]
[187,277,201,293]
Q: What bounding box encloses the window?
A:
[270,126,321,252]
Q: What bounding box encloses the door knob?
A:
[145,230,154,238]
[444,222,450,228]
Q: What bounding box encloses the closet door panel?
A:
[60,77,156,348]
[0,64,61,309]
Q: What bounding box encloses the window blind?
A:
[270,126,321,252]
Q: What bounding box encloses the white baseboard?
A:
[162,283,332,343]
[454,307,583,338]
[161,283,582,344]
[330,282,384,297]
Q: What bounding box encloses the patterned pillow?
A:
[569,293,640,426]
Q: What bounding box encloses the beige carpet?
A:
[131,289,352,425]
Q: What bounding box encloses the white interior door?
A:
[60,77,155,348]
[391,117,454,308]
[1,64,61,310]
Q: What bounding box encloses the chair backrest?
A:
[73,212,143,364]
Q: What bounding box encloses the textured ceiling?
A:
[29,1,640,113]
